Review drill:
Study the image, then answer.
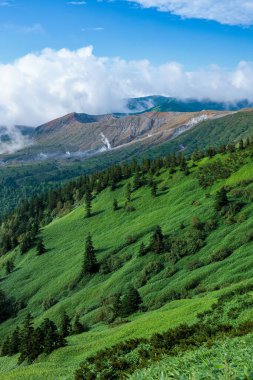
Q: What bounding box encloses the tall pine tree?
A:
[150,225,165,254]
[82,234,98,275]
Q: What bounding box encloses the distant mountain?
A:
[127,96,253,113]
[5,110,228,162]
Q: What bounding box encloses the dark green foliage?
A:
[99,293,121,323]
[18,313,34,363]
[210,247,233,263]
[119,287,142,317]
[198,159,235,188]
[5,259,14,275]
[85,188,92,218]
[20,234,34,254]
[3,314,67,363]
[151,181,158,197]
[126,183,132,203]
[60,311,71,338]
[82,234,98,275]
[149,226,165,254]
[42,297,57,311]
[75,287,253,380]
[0,289,15,323]
[72,315,87,335]
[133,171,143,190]
[215,187,229,211]
[136,262,164,287]
[41,319,65,355]
[113,198,119,211]
[139,242,147,256]
[36,237,46,255]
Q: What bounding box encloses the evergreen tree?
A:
[72,314,85,335]
[1,336,11,356]
[239,139,244,150]
[215,187,229,211]
[133,172,142,190]
[60,311,71,337]
[119,287,142,317]
[5,259,14,275]
[41,319,63,355]
[113,198,119,211]
[139,242,146,257]
[9,327,21,355]
[28,326,44,363]
[85,188,92,218]
[126,183,132,203]
[20,235,33,255]
[0,289,14,323]
[151,181,158,197]
[82,234,98,275]
[150,225,165,254]
[18,313,34,364]
[36,237,46,255]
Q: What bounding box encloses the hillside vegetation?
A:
[0,139,253,379]
[2,109,253,218]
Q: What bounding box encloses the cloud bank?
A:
[128,0,253,26]
[1,46,253,126]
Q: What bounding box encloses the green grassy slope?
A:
[1,150,253,379]
[130,333,253,379]
[2,109,253,218]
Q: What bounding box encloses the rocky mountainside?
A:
[4,109,229,161]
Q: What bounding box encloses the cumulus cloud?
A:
[1,46,253,126]
[127,0,253,26]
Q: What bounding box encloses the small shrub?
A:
[187,259,203,271]
[42,297,57,311]
[210,248,233,263]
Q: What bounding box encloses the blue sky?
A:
[1,0,253,126]
[1,0,253,68]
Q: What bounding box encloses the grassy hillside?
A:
[1,143,253,378]
[2,109,253,218]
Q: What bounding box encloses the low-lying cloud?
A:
[1,46,253,126]
[127,0,253,26]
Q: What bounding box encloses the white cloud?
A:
[0,1,13,6]
[2,23,44,34]
[1,46,253,127]
[67,1,86,4]
[127,0,253,26]
[81,27,104,31]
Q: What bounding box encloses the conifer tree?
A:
[60,311,71,337]
[133,172,142,190]
[113,198,119,211]
[18,313,34,364]
[85,188,92,218]
[5,259,14,275]
[215,187,229,211]
[151,181,158,197]
[150,225,165,254]
[72,314,85,335]
[1,336,11,356]
[119,287,142,317]
[126,183,132,203]
[36,237,46,255]
[9,326,21,355]
[41,319,63,355]
[82,234,98,274]
[239,139,244,150]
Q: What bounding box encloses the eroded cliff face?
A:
[0,109,231,161]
